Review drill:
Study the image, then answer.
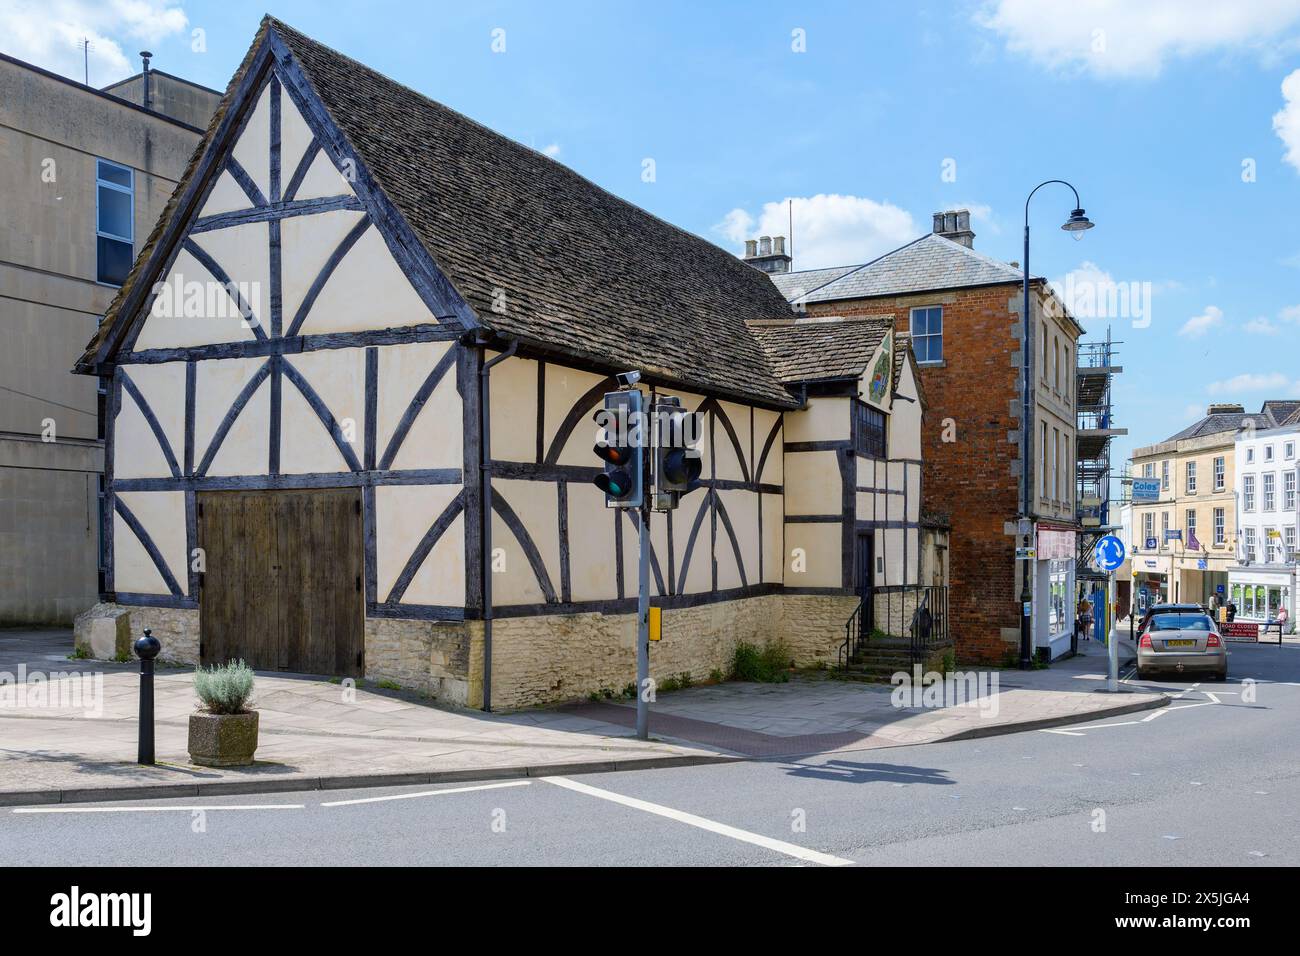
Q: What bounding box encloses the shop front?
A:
[1228,565,1296,633]
[1133,556,1169,614]
[1035,524,1077,659]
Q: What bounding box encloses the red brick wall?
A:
[805,285,1022,661]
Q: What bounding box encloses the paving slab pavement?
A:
[0,628,1163,805]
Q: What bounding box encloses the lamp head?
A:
[1062,208,1094,241]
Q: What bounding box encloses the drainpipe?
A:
[478,334,517,712]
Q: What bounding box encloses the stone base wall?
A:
[76,591,860,711]
[482,592,859,710]
[363,617,473,705]
[74,602,200,664]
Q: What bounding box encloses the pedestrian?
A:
[1226,599,1237,623]
[1077,594,1092,641]
[1276,604,1289,635]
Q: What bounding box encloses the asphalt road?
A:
[4,642,1298,867]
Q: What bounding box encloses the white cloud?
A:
[540,143,562,159]
[714,194,916,270]
[976,0,1300,78]
[0,1,188,86]
[1281,303,1300,322]
[1179,305,1225,338]
[1276,69,1300,172]
[1207,372,1292,395]
[1244,317,1280,334]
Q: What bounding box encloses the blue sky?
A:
[6,0,1300,466]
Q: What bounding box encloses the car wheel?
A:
[1216,668,1227,682]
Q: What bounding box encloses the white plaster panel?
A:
[194,358,270,476]
[200,170,253,217]
[783,397,849,443]
[545,364,609,466]
[754,409,783,484]
[488,355,539,462]
[280,209,367,328]
[762,492,785,584]
[375,483,463,604]
[784,521,841,589]
[890,361,923,460]
[566,482,618,602]
[296,225,435,335]
[281,349,366,474]
[377,341,462,471]
[293,148,353,201]
[492,479,560,606]
[114,364,186,480]
[114,491,186,594]
[280,378,351,474]
[132,247,261,351]
[672,495,712,595]
[404,513,465,607]
[712,401,751,482]
[188,223,271,333]
[279,91,315,187]
[784,450,842,516]
[717,489,757,589]
[113,510,167,594]
[230,84,271,200]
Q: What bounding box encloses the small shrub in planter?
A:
[188,660,259,767]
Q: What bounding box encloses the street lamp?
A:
[1020,180,1094,670]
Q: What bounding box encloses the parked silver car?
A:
[1136,610,1227,681]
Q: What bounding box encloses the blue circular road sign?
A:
[1094,534,1126,572]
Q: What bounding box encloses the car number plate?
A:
[1165,639,1195,647]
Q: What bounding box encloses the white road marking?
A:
[543,775,853,867]
[14,804,304,814]
[320,780,530,807]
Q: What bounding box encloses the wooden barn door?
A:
[198,488,364,677]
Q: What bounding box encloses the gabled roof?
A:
[1165,409,1273,442]
[746,316,890,384]
[768,265,858,302]
[79,17,796,407]
[1285,406,1300,428]
[769,233,1027,304]
[1261,400,1300,426]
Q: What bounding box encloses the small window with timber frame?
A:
[852,399,886,459]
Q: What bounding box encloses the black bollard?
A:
[134,627,161,765]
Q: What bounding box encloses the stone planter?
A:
[188,711,259,767]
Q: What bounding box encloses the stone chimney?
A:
[932,209,975,248]
[1207,403,1245,415]
[742,234,792,274]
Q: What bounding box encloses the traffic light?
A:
[652,396,702,510]
[593,388,643,508]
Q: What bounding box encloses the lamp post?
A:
[1020,181,1094,669]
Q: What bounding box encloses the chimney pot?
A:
[759,236,772,256]
[744,239,758,258]
[773,236,786,255]
[931,208,976,248]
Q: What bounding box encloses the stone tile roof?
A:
[770,233,1027,304]
[745,317,890,384]
[1165,410,1274,442]
[768,265,858,302]
[1261,400,1300,426]
[80,17,797,406]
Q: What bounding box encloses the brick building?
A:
[763,211,1083,661]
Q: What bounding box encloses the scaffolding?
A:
[1076,328,1126,582]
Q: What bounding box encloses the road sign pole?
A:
[1107,570,1118,692]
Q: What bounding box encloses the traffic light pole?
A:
[636,499,650,740]
[635,388,653,740]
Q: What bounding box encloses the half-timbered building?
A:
[74,18,943,708]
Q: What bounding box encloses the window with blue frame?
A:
[96,159,134,286]
[910,306,943,364]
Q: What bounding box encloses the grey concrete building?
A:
[1,52,219,624]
